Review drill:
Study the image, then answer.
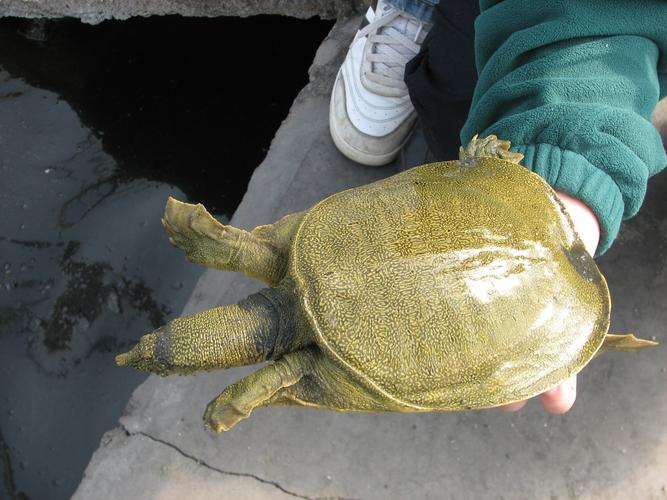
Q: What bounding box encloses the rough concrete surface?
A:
[73,428,296,499]
[74,17,667,500]
[0,0,365,24]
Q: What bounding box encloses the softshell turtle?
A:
[116,135,657,432]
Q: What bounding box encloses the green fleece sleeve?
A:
[461,0,667,255]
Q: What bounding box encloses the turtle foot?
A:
[204,398,251,433]
[202,351,310,432]
[161,196,240,269]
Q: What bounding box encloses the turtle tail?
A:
[598,333,658,354]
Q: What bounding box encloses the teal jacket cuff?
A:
[510,143,624,255]
[462,0,667,255]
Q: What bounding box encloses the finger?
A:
[498,399,527,412]
[539,374,577,414]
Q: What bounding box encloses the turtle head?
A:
[115,286,309,376]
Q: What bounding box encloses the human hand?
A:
[500,189,601,414]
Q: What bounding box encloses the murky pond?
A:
[0,15,333,499]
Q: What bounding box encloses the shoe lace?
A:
[358,5,428,91]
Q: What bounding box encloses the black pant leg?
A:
[404,0,479,161]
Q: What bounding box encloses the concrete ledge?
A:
[0,0,365,24]
[74,428,298,499]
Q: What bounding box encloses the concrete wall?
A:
[0,0,366,24]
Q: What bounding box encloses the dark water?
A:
[0,15,334,500]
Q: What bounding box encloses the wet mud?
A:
[0,15,333,500]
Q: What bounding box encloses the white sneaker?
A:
[329,0,431,166]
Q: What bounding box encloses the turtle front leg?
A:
[162,197,304,286]
[204,348,316,432]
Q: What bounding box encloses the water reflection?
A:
[0,68,199,500]
[0,15,332,499]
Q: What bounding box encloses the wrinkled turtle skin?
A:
[116,135,656,432]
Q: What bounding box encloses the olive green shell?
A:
[291,158,610,410]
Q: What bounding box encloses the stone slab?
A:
[0,0,365,25]
[75,16,667,500]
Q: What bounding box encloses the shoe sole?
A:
[328,80,415,167]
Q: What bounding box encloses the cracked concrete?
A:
[73,15,667,500]
[73,426,302,500]
[129,426,311,499]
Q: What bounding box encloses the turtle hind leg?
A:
[204,347,317,432]
[162,197,304,286]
